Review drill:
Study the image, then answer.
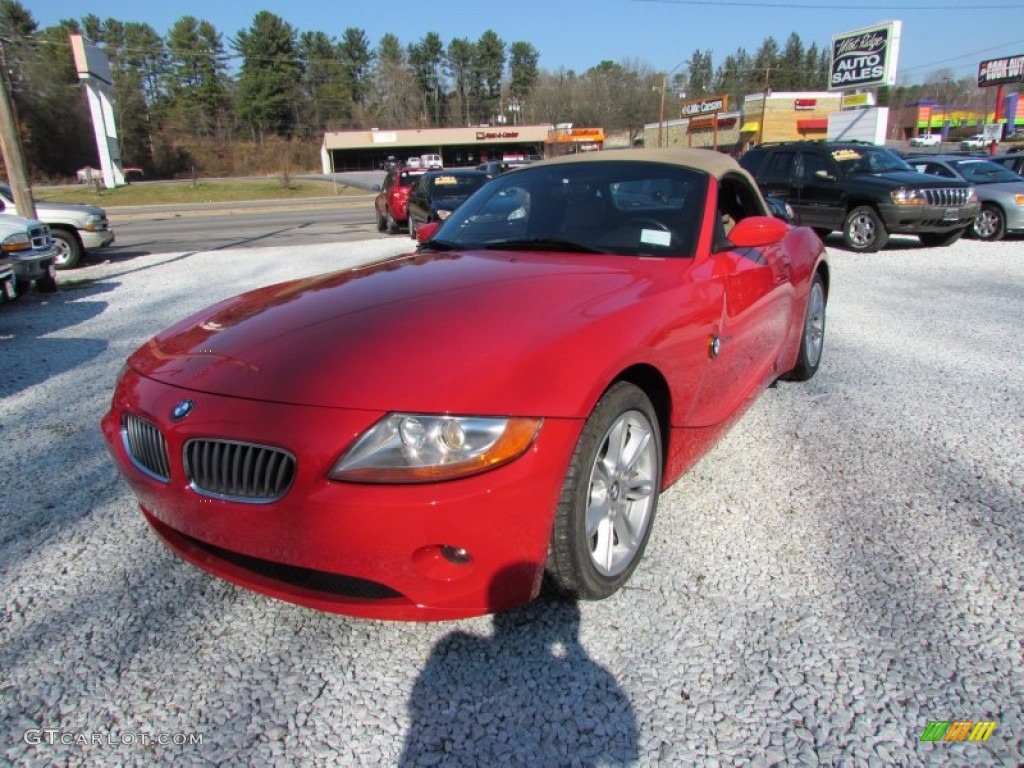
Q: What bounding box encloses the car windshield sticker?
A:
[640,229,672,247]
[434,176,459,186]
[832,150,862,162]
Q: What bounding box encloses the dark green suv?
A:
[740,141,980,252]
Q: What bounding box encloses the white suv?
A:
[909,133,941,147]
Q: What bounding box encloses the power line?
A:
[634,0,1022,8]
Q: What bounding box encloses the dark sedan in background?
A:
[406,170,490,237]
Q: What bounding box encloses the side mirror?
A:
[416,221,441,243]
[728,216,788,248]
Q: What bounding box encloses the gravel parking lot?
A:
[1,235,1022,766]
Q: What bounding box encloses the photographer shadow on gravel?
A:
[399,566,638,767]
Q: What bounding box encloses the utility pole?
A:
[0,38,36,219]
[758,64,771,146]
[658,74,667,148]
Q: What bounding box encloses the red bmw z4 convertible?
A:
[102,149,829,621]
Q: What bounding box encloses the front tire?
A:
[51,229,82,270]
[972,204,1006,241]
[842,206,888,252]
[546,382,662,600]
[784,272,826,382]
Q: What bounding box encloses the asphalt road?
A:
[90,172,395,262]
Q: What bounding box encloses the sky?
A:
[28,0,1024,88]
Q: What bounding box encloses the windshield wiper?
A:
[482,237,608,254]
[417,239,461,252]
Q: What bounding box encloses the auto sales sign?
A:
[829,21,902,91]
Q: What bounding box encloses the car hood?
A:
[129,249,670,415]
[0,215,46,235]
[976,180,1024,194]
[35,201,106,218]
[857,170,969,188]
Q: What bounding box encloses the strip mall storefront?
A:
[545,127,606,155]
[321,126,551,172]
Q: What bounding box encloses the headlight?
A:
[1014,194,1024,207]
[329,413,542,483]
[84,214,104,232]
[1,232,31,253]
[890,188,927,205]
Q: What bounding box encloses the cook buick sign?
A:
[829,21,902,91]
[977,55,1024,87]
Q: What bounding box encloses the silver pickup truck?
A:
[0,181,114,269]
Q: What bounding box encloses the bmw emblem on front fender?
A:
[171,399,195,421]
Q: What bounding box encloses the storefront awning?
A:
[797,119,828,132]
[739,122,760,133]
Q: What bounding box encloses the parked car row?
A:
[0,181,118,305]
[0,182,115,269]
[739,141,980,252]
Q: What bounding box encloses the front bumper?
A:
[1000,202,1024,234]
[10,246,57,282]
[879,201,981,234]
[0,266,14,301]
[101,368,582,620]
[81,228,115,250]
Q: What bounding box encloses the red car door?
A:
[685,178,795,426]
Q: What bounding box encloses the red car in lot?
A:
[102,149,829,621]
[374,166,426,233]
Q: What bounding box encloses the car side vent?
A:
[184,439,296,503]
[122,414,171,482]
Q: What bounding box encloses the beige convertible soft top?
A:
[531,147,748,182]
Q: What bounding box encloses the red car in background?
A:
[102,149,829,621]
[374,166,426,234]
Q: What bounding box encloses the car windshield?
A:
[423,161,708,258]
[948,159,1023,184]
[832,146,912,174]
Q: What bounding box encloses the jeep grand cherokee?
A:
[740,141,980,252]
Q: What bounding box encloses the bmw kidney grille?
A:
[183,438,296,503]
[121,414,171,482]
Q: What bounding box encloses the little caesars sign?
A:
[829,21,902,91]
